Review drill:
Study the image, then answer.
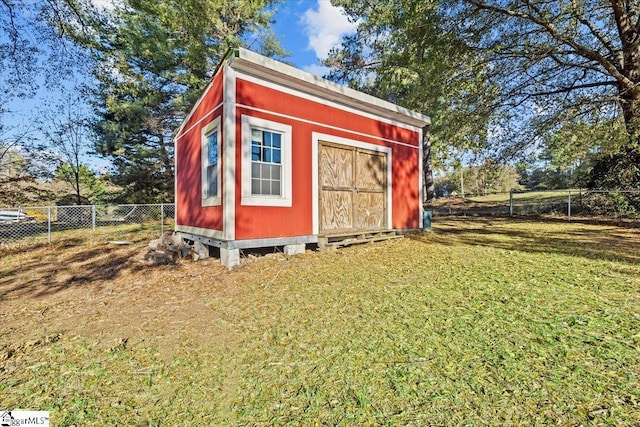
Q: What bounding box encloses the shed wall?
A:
[234,78,421,240]
[175,70,225,231]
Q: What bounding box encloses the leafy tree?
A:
[436,161,522,196]
[325,0,499,202]
[0,104,42,205]
[81,0,284,203]
[328,0,640,200]
[54,163,106,204]
[37,93,98,205]
[0,0,97,99]
[453,0,640,181]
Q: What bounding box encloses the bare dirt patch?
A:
[0,227,254,362]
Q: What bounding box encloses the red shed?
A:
[174,48,430,267]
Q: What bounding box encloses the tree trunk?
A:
[619,91,640,148]
[75,171,81,205]
[422,126,434,202]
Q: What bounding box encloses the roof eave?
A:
[229,48,431,129]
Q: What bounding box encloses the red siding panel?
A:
[234,78,421,240]
[236,80,419,147]
[234,110,314,240]
[175,71,225,231]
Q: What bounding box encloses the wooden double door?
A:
[319,142,388,233]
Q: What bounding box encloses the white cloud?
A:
[300,0,357,59]
[302,63,330,77]
[91,0,119,10]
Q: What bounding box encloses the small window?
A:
[206,130,218,197]
[241,115,292,207]
[202,117,221,206]
[250,129,282,196]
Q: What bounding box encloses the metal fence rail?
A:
[429,189,640,220]
[0,203,175,245]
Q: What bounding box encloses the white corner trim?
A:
[311,137,319,235]
[201,117,222,207]
[311,132,393,233]
[174,135,178,231]
[240,115,293,207]
[418,127,424,228]
[223,64,236,240]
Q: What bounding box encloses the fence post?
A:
[160,203,165,235]
[47,206,51,243]
[509,189,514,217]
[92,205,96,231]
[568,191,572,221]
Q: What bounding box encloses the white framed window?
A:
[241,115,292,206]
[202,117,221,206]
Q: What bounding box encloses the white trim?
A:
[311,132,393,235]
[201,117,222,206]
[223,64,236,240]
[235,71,424,133]
[311,138,319,235]
[236,102,419,151]
[176,224,225,240]
[230,48,430,128]
[173,134,178,232]
[175,103,223,142]
[241,115,292,207]
[177,227,318,248]
[418,127,424,227]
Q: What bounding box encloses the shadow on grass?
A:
[0,230,163,301]
[409,216,640,266]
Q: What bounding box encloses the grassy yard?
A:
[1,218,639,425]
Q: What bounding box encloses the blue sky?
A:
[4,0,356,120]
[271,0,356,76]
[1,0,357,171]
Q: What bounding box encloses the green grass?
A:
[1,218,639,425]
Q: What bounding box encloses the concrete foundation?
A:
[192,241,209,261]
[284,243,306,255]
[220,247,240,268]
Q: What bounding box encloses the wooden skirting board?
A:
[317,229,402,250]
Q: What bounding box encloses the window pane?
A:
[258,164,267,180]
[251,179,261,195]
[245,122,288,199]
[208,131,218,165]
[207,165,217,197]
[261,180,271,195]
[251,144,261,161]
[271,165,281,180]
[251,129,262,143]
[271,180,281,196]
[272,133,281,148]
[210,177,218,197]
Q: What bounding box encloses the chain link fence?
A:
[0,204,175,246]
[428,189,640,220]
